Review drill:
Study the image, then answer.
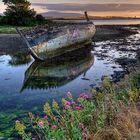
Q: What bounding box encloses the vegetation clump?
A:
[15,66,140,140]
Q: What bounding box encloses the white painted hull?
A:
[30,22,96,60]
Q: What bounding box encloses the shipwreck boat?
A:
[16,12,96,61]
[21,51,94,91]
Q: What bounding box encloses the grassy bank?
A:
[15,65,140,140]
[0,26,33,34]
[0,26,17,34]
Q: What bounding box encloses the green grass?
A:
[0,25,33,34]
[0,26,17,34]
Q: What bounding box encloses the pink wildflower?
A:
[79,123,84,129]
[38,121,44,127]
[65,101,71,105]
[43,116,48,120]
[75,106,82,110]
[80,93,89,99]
[83,94,89,99]
[65,105,71,109]
[32,138,36,140]
[51,125,57,130]
[80,93,85,97]
[82,132,88,140]
[71,101,76,105]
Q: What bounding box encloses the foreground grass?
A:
[15,65,140,140]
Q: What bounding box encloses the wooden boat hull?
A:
[30,22,96,60]
[17,22,95,61]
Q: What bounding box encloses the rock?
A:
[94,52,108,59]
[115,58,137,66]
[117,47,136,52]
[5,78,11,80]
[136,49,140,62]
[111,70,128,82]
[112,66,117,69]
[90,84,96,88]
[95,87,103,93]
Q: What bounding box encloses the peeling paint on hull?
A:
[29,22,96,60]
[17,22,96,60]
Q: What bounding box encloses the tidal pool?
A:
[0,27,139,139]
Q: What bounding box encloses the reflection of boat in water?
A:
[9,50,31,66]
[21,51,94,91]
[16,12,96,61]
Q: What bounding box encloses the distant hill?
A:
[40,11,140,20]
[41,11,83,18]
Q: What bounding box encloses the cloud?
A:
[30,0,140,4]
[32,3,140,12]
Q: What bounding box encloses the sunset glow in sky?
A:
[0,0,140,17]
[29,0,140,4]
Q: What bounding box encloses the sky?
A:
[0,0,140,17]
[29,0,140,4]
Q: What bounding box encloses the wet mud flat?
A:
[93,25,140,83]
[94,25,138,42]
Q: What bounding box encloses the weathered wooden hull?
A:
[28,22,96,60]
[16,20,96,61]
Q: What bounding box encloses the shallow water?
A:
[0,27,140,138]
